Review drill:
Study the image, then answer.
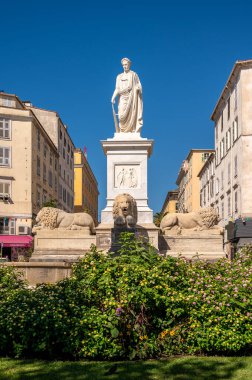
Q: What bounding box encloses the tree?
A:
[153,211,167,227]
[42,199,58,208]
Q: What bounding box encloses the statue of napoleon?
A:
[111,58,143,134]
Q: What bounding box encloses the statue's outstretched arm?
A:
[111,88,118,104]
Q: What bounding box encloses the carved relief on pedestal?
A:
[114,165,139,189]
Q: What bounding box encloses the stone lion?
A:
[112,193,137,228]
[32,207,95,234]
[160,207,221,234]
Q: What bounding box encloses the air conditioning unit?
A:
[0,193,10,200]
[18,226,30,235]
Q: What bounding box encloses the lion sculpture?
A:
[160,207,221,235]
[32,207,95,234]
[112,193,137,228]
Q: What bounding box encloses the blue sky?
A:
[1,0,252,216]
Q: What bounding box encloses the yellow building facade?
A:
[74,149,99,225]
[161,189,178,214]
[176,149,214,213]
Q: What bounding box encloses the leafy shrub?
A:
[0,234,251,359]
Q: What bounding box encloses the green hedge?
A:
[0,233,251,359]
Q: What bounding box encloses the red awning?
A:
[0,235,33,248]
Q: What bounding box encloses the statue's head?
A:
[121,57,131,72]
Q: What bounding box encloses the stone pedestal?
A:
[159,232,225,261]
[31,230,96,262]
[96,223,159,250]
[2,262,73,285]
[100,133,154,224]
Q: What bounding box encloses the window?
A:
[202,152,210,162]
[234,155,238,177]
[221,202,224,219]
[0,147,10,166]
[55,177,57,193]
[234,118,238,141]
[43,163,46,182]
[0,217,15,235]
[216,148,219,165]
[221,111,223,131]
[210,178,214,197]
[221,171,224,190]
[59,184,62,200]
[220,139,224,159]
[60,128,62,140]
[0,181,10,196]
[63,188,66,203]
[215,124,218,142]
[55,159,57,171]
[37,156,40,176]
[227,97,230,120]
[43,191,47,204]
[216,178,219,195]
[234,84,238,110]
[227,196,231,216]
[37,130,40,150]
[50,151,53,166]
[43,143,47,159]
[63,148,65,159]
[0,118,11,139]
[228,162,231,184]
[2,97,14,107]
[49,170,53,187]
[37,189,41,207]
[227,128,231,150]
[234,191,238,213]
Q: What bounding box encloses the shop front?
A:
[0,235,33,261]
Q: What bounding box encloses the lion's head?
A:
[35,207,59,229]
[198,207,219,228]
[112,193,137,222]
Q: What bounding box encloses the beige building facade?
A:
[176,149,214,213]
[198,153,215,209]
[26,104,75,212]
[0,92,60,259]
[211,60,252,226]
[74,148,99,225]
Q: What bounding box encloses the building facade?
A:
[0,91,77,260]
[0,92,60,259]
[74,148,99,225]
[198,153,215,209]
[161,189,178,215]
[26,104,75,212]
[176,149,214,213]
[211,60,252,227]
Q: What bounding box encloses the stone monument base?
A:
[159,232,225,261]
[1,262,73,285]
[31,230,96,262]
[96,223,159,251]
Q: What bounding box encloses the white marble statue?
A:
[111,58,143,133]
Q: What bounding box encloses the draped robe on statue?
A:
[115,70,143,133]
